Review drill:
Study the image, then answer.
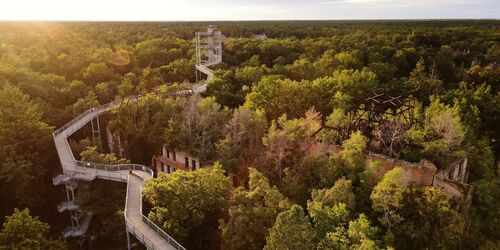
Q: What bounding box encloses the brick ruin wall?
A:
[309,143,473,212]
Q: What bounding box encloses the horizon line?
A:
[0,18,499,23]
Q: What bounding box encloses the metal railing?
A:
[54,78,209,138]
[75,161,153,178]
[54,97,186,249]
[53,102,116,137]
[125,217,162,249]
[138,176,185,250]
[50,57,222,248]
[140,215,185,250]
[124,175,186,250]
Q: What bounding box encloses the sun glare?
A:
[0,0,497,20]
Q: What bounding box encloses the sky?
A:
[0,0,498,21]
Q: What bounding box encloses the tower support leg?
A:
[126,230,132,250]
[91,117,102,151]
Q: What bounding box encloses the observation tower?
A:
[195,25,222,83]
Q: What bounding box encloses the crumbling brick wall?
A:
[367,153,437,187]
[308,142,472,204]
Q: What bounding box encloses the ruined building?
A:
[152,146,201,174]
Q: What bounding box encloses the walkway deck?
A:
[53,45,218,249]
[126,174,177,250]
[53,103,184,250]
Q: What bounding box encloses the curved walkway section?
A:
[54,52,218,248]
[53,101,185,250]
[193,64,214,93]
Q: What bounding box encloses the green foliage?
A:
[308,178,356,239]
[164,96,229,162]
[333,50,364,70]
[285,58,315,80]
[94,81,114,103]
[313,49,337,77]
[468,179,500,249]
[407,98,466,168]
[370,167,407,229]
[310,154,344,189]
[317,214,381,250]
[340,131,367,174]
[220,168,291,250]
[0,83,52,208]
[111,93,179,163]
[245,68,379,121]
[406,59,443,102]
[209,45,281,108]
[392,47,420,76]
[329,69,379,98]
[235,65,267,84]
[472,180,498,218]
[76,179,127,216]
[99,210,126,245]
[264,205,316,250]
[444,82,500,170]
[315,178,356,211]
[207,69,246,108]
[216,107,267,174]
[466,65,500,92]
[134,37,189,68]
[0,208,65,250]
[367,62,397,83]
[0,21,498,250]
[243,55,261,67]
[145,163,229,246]
[426,99,464,146]
[394,187,462,249]
[71,91,100,116]
[118,76,135,97]
[357,160,384,212]
[76,145,130,247]
[245,76,313,120]
[157,58,195,83]
[82,62,115,85]
[467,138,496,181]
[262,109,322,183]
[138,66,164,91]
[80,146,130,165]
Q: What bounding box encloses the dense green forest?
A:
[0,21,498,249]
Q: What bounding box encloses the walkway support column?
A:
[126,230,132,250]
[91,116,101,150]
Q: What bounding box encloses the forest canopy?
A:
[0,20,498,249]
